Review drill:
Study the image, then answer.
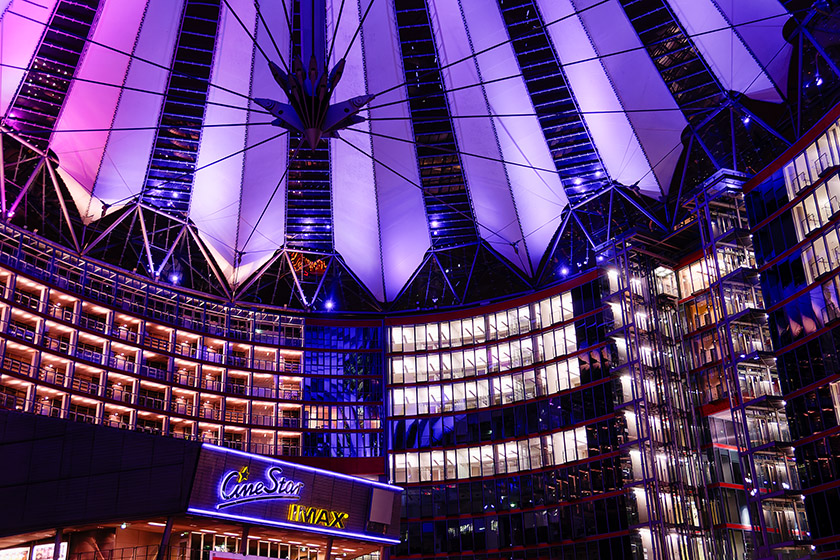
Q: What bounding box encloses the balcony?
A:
[746,414,792,448]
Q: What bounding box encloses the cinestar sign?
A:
[216,466,304,509]
[188,444,402,545]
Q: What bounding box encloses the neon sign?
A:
[217,466,304,509]
[288,504,349,529]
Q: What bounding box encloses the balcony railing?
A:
[0,290,308,376]
[79,313,108,333]
[0,231,306,346]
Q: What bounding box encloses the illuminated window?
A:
[831,381,840,423]
[389,428,588,484]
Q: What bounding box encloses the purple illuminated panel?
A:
[360,0,430,301]
[430,0,528,273]
[711,0,790,94]
[453,0,568,273]
[190,0,254,279]
[235,0,291,285]
[540,0,686,196]
[188,444,402,544]
[330,0,385,301]
[539,0,662,198]
[669,0,783,101]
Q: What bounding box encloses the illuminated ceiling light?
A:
[559,267,569,276]
[324,300,334,311]
[741,115,750,125]
[430,220,439,228]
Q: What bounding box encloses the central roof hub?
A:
[255,56,373,149]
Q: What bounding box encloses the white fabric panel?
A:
[328,0,384,301]
[235,0,291,288]
[429,0,528,274]
[712,0,790,99]
[52,0,147,207]
[571,0,687,196]
[361,0,429,302]
[669,0,782,102]
[457,0,568,272]
[190,0,254,282]
[93,0,183,207]
[0,0,59,117]
[539,0,661,199]
[56,166,105,224]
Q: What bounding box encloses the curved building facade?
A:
[0,222,384,468]
[384,276,627,558]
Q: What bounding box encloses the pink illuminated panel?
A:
[94,0,184,207]
[51,0,147,196]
